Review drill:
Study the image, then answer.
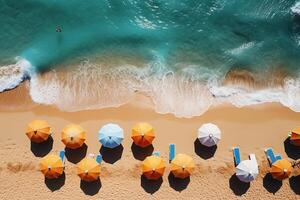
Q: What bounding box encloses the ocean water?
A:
[1,0,300,117]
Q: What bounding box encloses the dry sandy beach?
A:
[0,83,300,200]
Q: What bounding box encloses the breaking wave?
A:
[1,59,297,118]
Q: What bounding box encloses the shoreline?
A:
[1,83,300,199]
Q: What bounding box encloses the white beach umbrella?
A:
[236,160,259,183]
[197,123,221,147]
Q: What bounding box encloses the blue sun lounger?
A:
[264,147,280,165]
[169,143,175,163]
[96,154,102,164]
[232,147,241,166]
[59,150,65,163]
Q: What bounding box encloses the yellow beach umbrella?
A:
[142,155,165,180]
[132,123,155,148]
[77,157,101,182]
[290,127,300,146]
[39,154,64,179]
[270,159,292,180]
[170,154,195,179]
[61,124,86,149]
[26,120,51,143]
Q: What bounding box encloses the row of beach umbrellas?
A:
[26,120,300,184]
[26,120,221,150]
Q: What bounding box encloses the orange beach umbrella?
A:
[132,123,155,147]
[61,124,86,149]
[77,157,101,182]
[26,120,51,143]
[270,159,292,180]
[170,154,195,179]
[142,155,165,180]
[290,127,300,146]
[39,154,64,179]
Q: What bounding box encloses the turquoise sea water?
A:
[1,0,300,117]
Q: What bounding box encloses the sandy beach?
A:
[0,83,299,200]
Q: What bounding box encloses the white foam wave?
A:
[209,77,300,113]
[3,58,300,118]
[0,58,32,92]
[291,2,300,15]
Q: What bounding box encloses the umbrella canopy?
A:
[77,157,101,182]
[39,154,64,179]
[198,123,221,147]
[26,120,51,143]
[236,160,258,182]
[290,127,300,146]
[270,159,292,180]
[170,154,195,179]
[61,124,86,149]
[142,155,165,180]
[98,123,124,148]
[131,123,155,147]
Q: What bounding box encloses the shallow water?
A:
[1,0,300,117]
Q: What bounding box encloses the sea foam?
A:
[0,58,32,92]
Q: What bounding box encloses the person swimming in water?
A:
[56,26,62,32]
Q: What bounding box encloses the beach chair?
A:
[249,154,257,163]
[232,147,241,166]
[96,154,102,164]
[264,148,277,165]
[169,143,175,163]
[59,150,65,163]
[153,151,160,157]
[275,154,282,161]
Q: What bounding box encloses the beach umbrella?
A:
[290,127,300,146]
[77,157,101,182]
[26,120,51,143]
[142,155,165,180]
[131,123,155,147]
[98,123,124,148]
[170,154,195,179]
[198,123,221,147]
[39,154,64,179]
[61,124,86,149]
[270,159,292,180]
[236,160,258,182]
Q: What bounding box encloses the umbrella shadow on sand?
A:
[263,173,282,194]
[289,175,300,195]
[284,138,300,160]
[131,143,154,161]
[168,173,190,192]
[31,136,53,157]
[141,175,163,194]
[229,174,250,196]
[65,143,88,164]
[80,179,102,196]
[194,139,217,160]
[100,145,123,164]
[44,172,65,191]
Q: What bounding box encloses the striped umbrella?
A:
[98,123,124,148]
[170,154,195,179]
[131,123,155,147]
[236,160,258,182]
[61,124,86,149]
[77,157,101,182]
[26,120,51,143]
[142,155,165,180]
[39,154,64,179]
[270,159,292,180]
[198,123,221,147]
